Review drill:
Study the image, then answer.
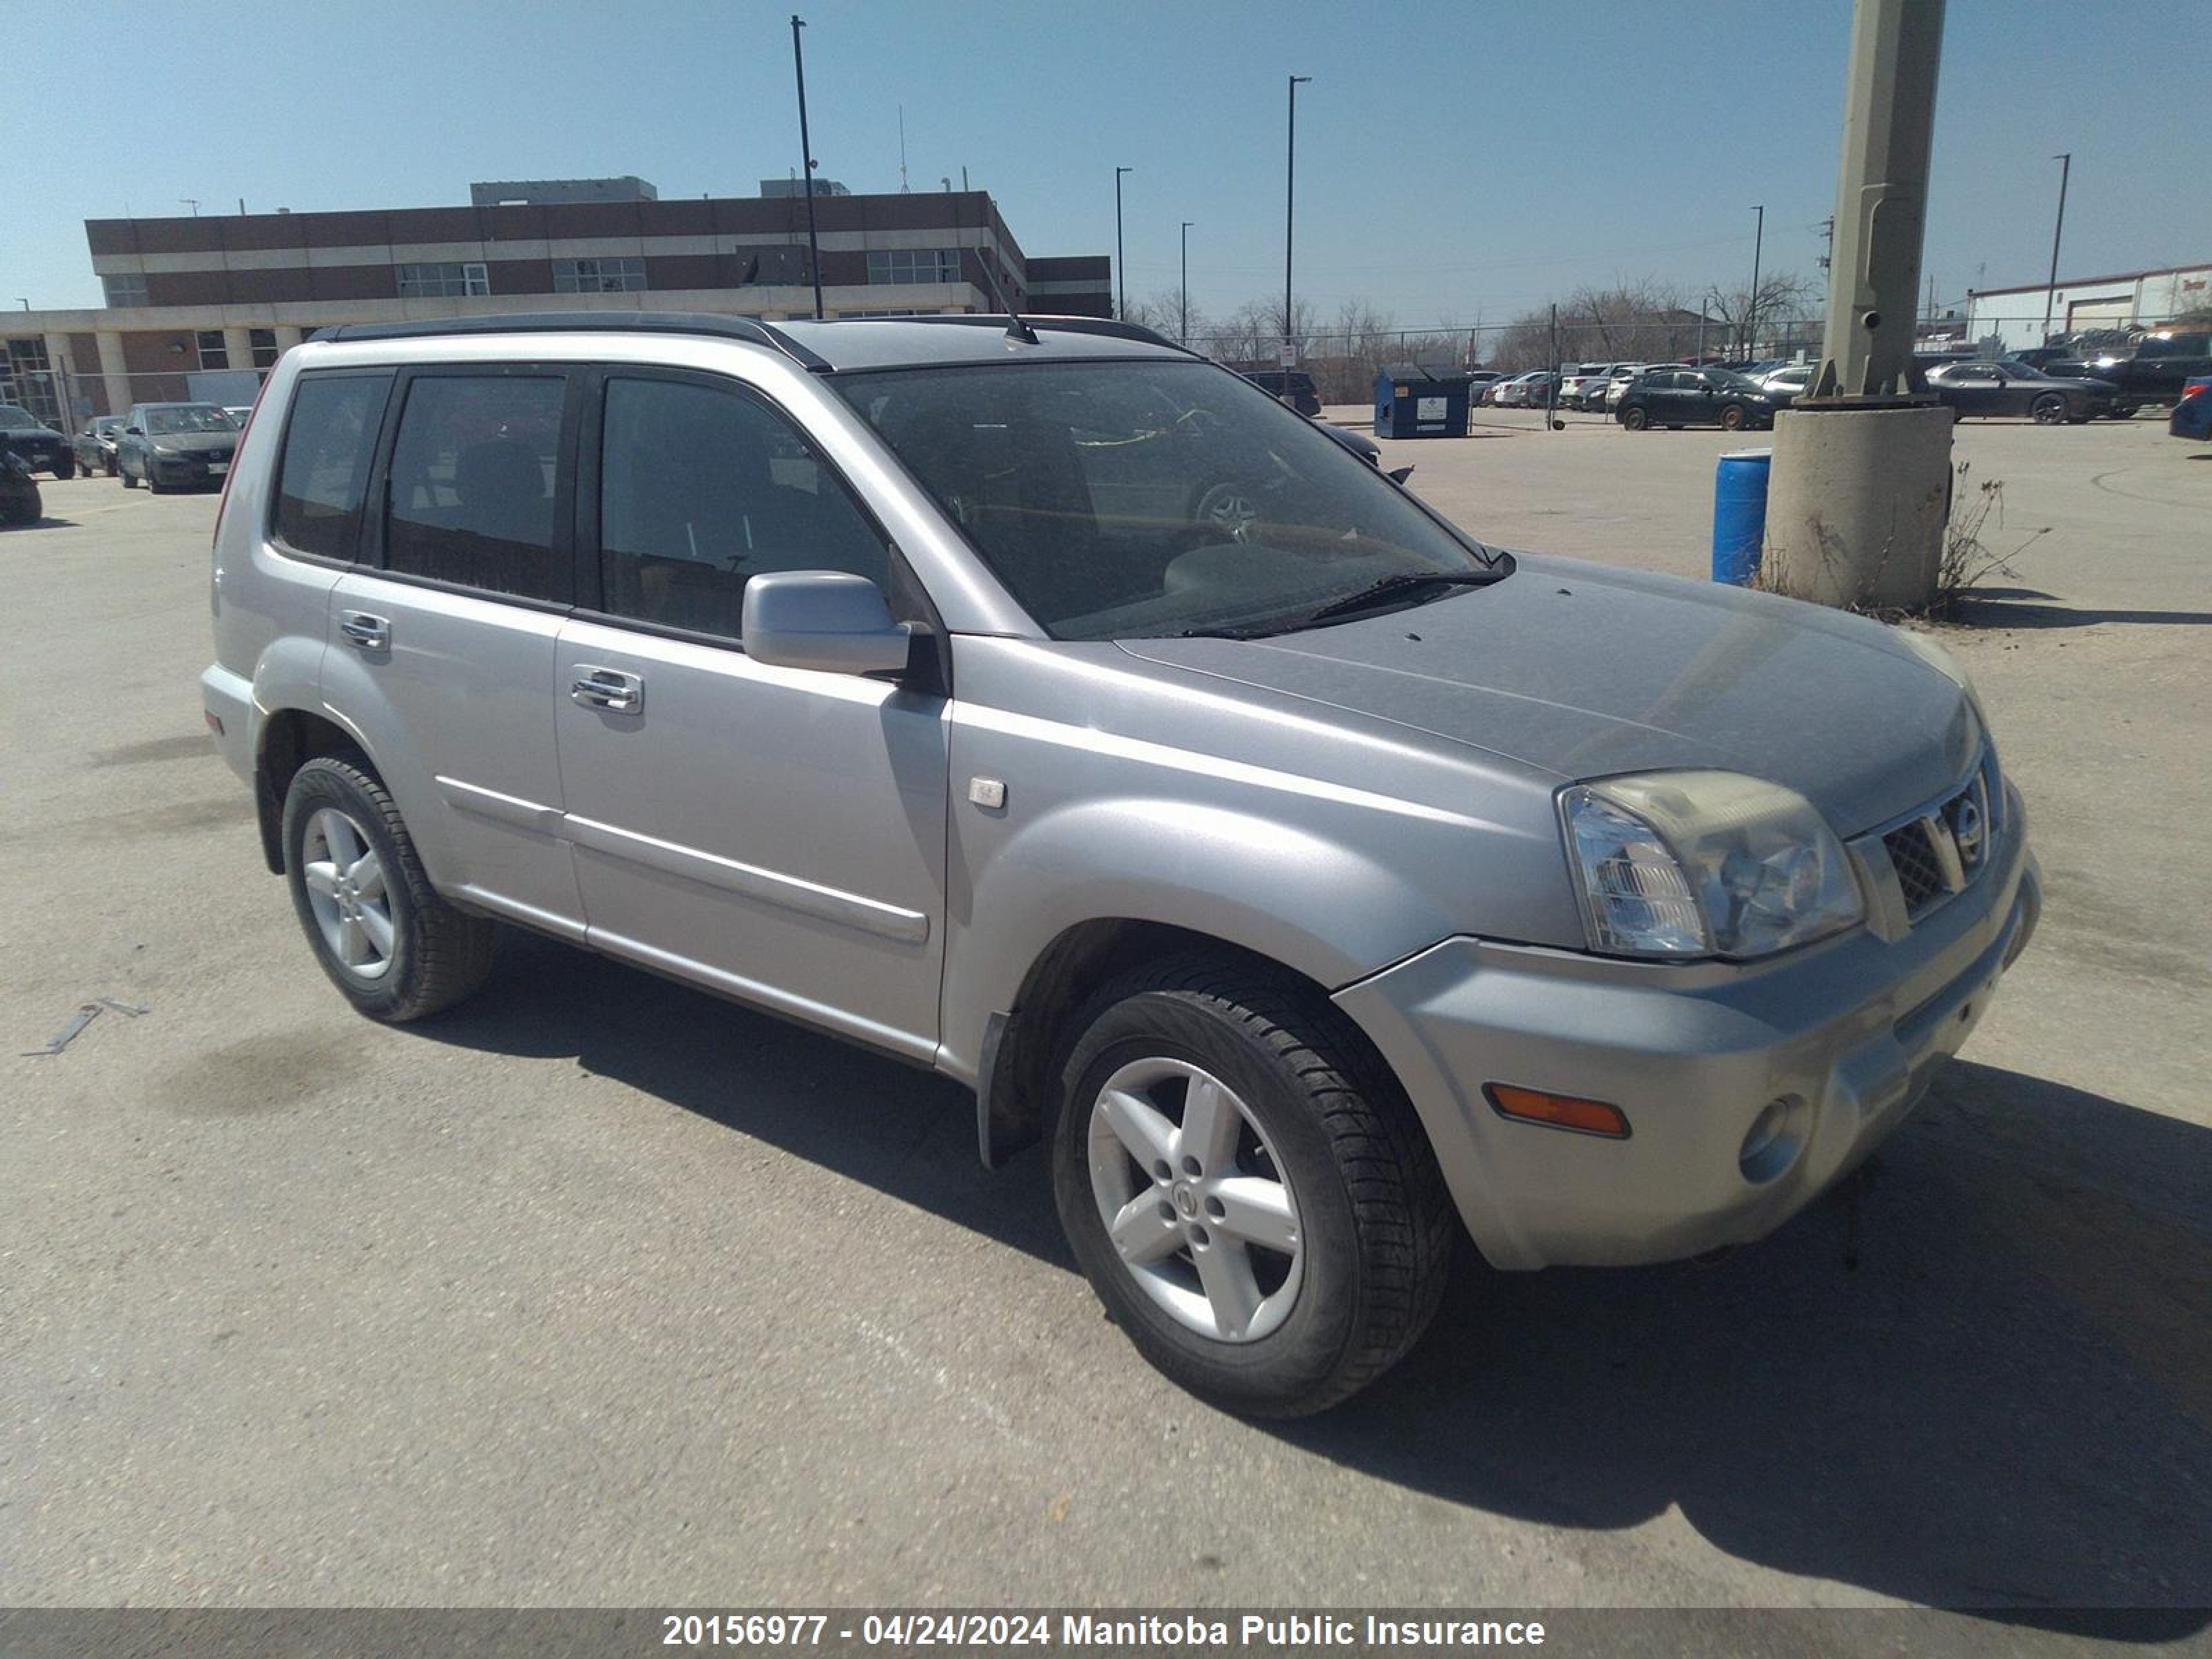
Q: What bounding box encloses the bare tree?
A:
[1703,271,1821,358]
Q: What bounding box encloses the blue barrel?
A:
[1712,448,1772,585]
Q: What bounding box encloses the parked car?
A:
[1236,368,1322,417]
[2043,330,2212,415]
[1556,363,1612,410]
[116,402,242,491]
[1491,370,1548,408]
[1922,359,2115,423]
[202,310,2038,1416]
[1758,363,1815,401]
[1463,371,1506,397]
[73,415,126,477]
[2172,376,2212,442]
[1597,364,1652,410]
[2008,346,2072,371]
[0,404,74,478]
[0,444,43,525]
[1615,366,1785,431]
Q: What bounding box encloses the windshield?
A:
[834,359,1497,641]
[1707,371,1763,391]
[1994,359,2045,377]
[144,405,237,435]
[92,417,122,433]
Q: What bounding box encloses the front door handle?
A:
[571,666,644,714]
[339,610,389,650]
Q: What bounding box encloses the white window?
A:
[865,247,964,285]
[102,272,149,308]
[552,256,646,294]
[397,261,491,299]
[196,330,229,370]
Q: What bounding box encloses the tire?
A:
[53,456,74,480]
[0,487,37,527]
[104,455,118,477]
[1720,403,1749,432]
[1051,955,1453,1418]
[120,460,138,488]
[281,756,498,1023]
[2031,393,2067,425]
[2107,406,2137,421]
[1621,406,1649,431]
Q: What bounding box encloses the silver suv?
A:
[203,312,2039,1416]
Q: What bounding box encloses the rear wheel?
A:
[1052,956,1453,1417]
[1621,406,1649,431]
[120,458,138,488]
[281,756,498,1023]
[2031,393,2067,425]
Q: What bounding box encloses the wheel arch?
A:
[254,706,373,873]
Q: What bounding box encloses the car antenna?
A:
[975,257,1040,346]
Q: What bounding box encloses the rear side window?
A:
[596,375,888,639]
[272,373,390,561]
[384,375,568,601]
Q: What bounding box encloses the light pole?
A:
[2041,152,2070,345]
[1284,74,1311,369]
[1114,166,1132,320]
[1179,220,1193,344]
[1745,204,1765,362]
[790,15,825,321]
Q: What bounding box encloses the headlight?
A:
[1560,771,1863,959]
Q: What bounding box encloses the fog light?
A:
[1738,1097,1808,1183]
[1484,1082,1631,1140]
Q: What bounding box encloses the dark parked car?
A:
[1922,358,2115,423]
[1615,367,1784,431]
[2173,377,2212,442]
[2043,330,2212,415]
[116,402,241,491]
[1236,368,1323,416]
[73,415,125,477]
[0,404,73,478]
[0,445,43,527]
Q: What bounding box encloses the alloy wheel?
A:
[1086,1056,1304,1342]
[300,807,395,981]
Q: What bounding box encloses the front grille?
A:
[1880,769,1994,921]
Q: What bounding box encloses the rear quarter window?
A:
[272,373,393,561]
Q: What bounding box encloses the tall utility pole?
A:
[1180,220,1194,345]
[1745,204,1765,361]
[2041,152,2071,345]
[1114,167,1132,320]
[1284,74,1312,368]
[789,15,825,321]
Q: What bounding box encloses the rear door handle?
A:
[571,666,644,714]
[339,610,389,650]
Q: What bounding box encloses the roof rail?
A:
[894,315,1194,355]
[306,310,832,372]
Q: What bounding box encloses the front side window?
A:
[553,256,646,294]
[273,373,390,561]
[396,261,490,299]
[834,359,1496,641]
[597,376,889,639]
[384,375,566,599]
[865,247,964,285]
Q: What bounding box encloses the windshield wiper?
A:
[1178,621,1290,640]
[1297,570,1502,627]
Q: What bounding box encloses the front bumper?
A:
[1335,809,2038,1271]
[149,451,234,485]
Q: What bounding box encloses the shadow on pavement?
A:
[421,933,2212,1635]
[1949,594,2212,629]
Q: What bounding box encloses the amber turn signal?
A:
[1483,1082,1631,1139]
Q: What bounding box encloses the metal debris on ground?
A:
[19,997,151,1057]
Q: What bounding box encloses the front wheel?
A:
[2031,393,2067,425]
[1621,406,1649,431]
[120,459,138,488]
[1052,957,1453,1417]
[282,756,498,1022]
[53,456,74,480]
[1720,403,1749,432]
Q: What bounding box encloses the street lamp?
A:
[1284,75,1312,369]
[1745,204,1765,362]
[2041,153,2071,346]
[790,15,825,321]
[1180,221,1194,345]
[1114,167,1133,321]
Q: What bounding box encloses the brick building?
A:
[2,176,1112,427]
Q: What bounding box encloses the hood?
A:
[149,430,236,453]
[1118,556,1980,836]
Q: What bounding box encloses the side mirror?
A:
[741,570,911,677]
[1386,464,1416,485]
[124,425,143,435]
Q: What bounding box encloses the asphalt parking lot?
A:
[4,416,2209,1630]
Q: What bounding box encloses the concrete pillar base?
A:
[1763,402,1954,611]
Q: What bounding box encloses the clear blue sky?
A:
[7,0,2206,326]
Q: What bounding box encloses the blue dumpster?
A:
[1712,448,1772,585]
